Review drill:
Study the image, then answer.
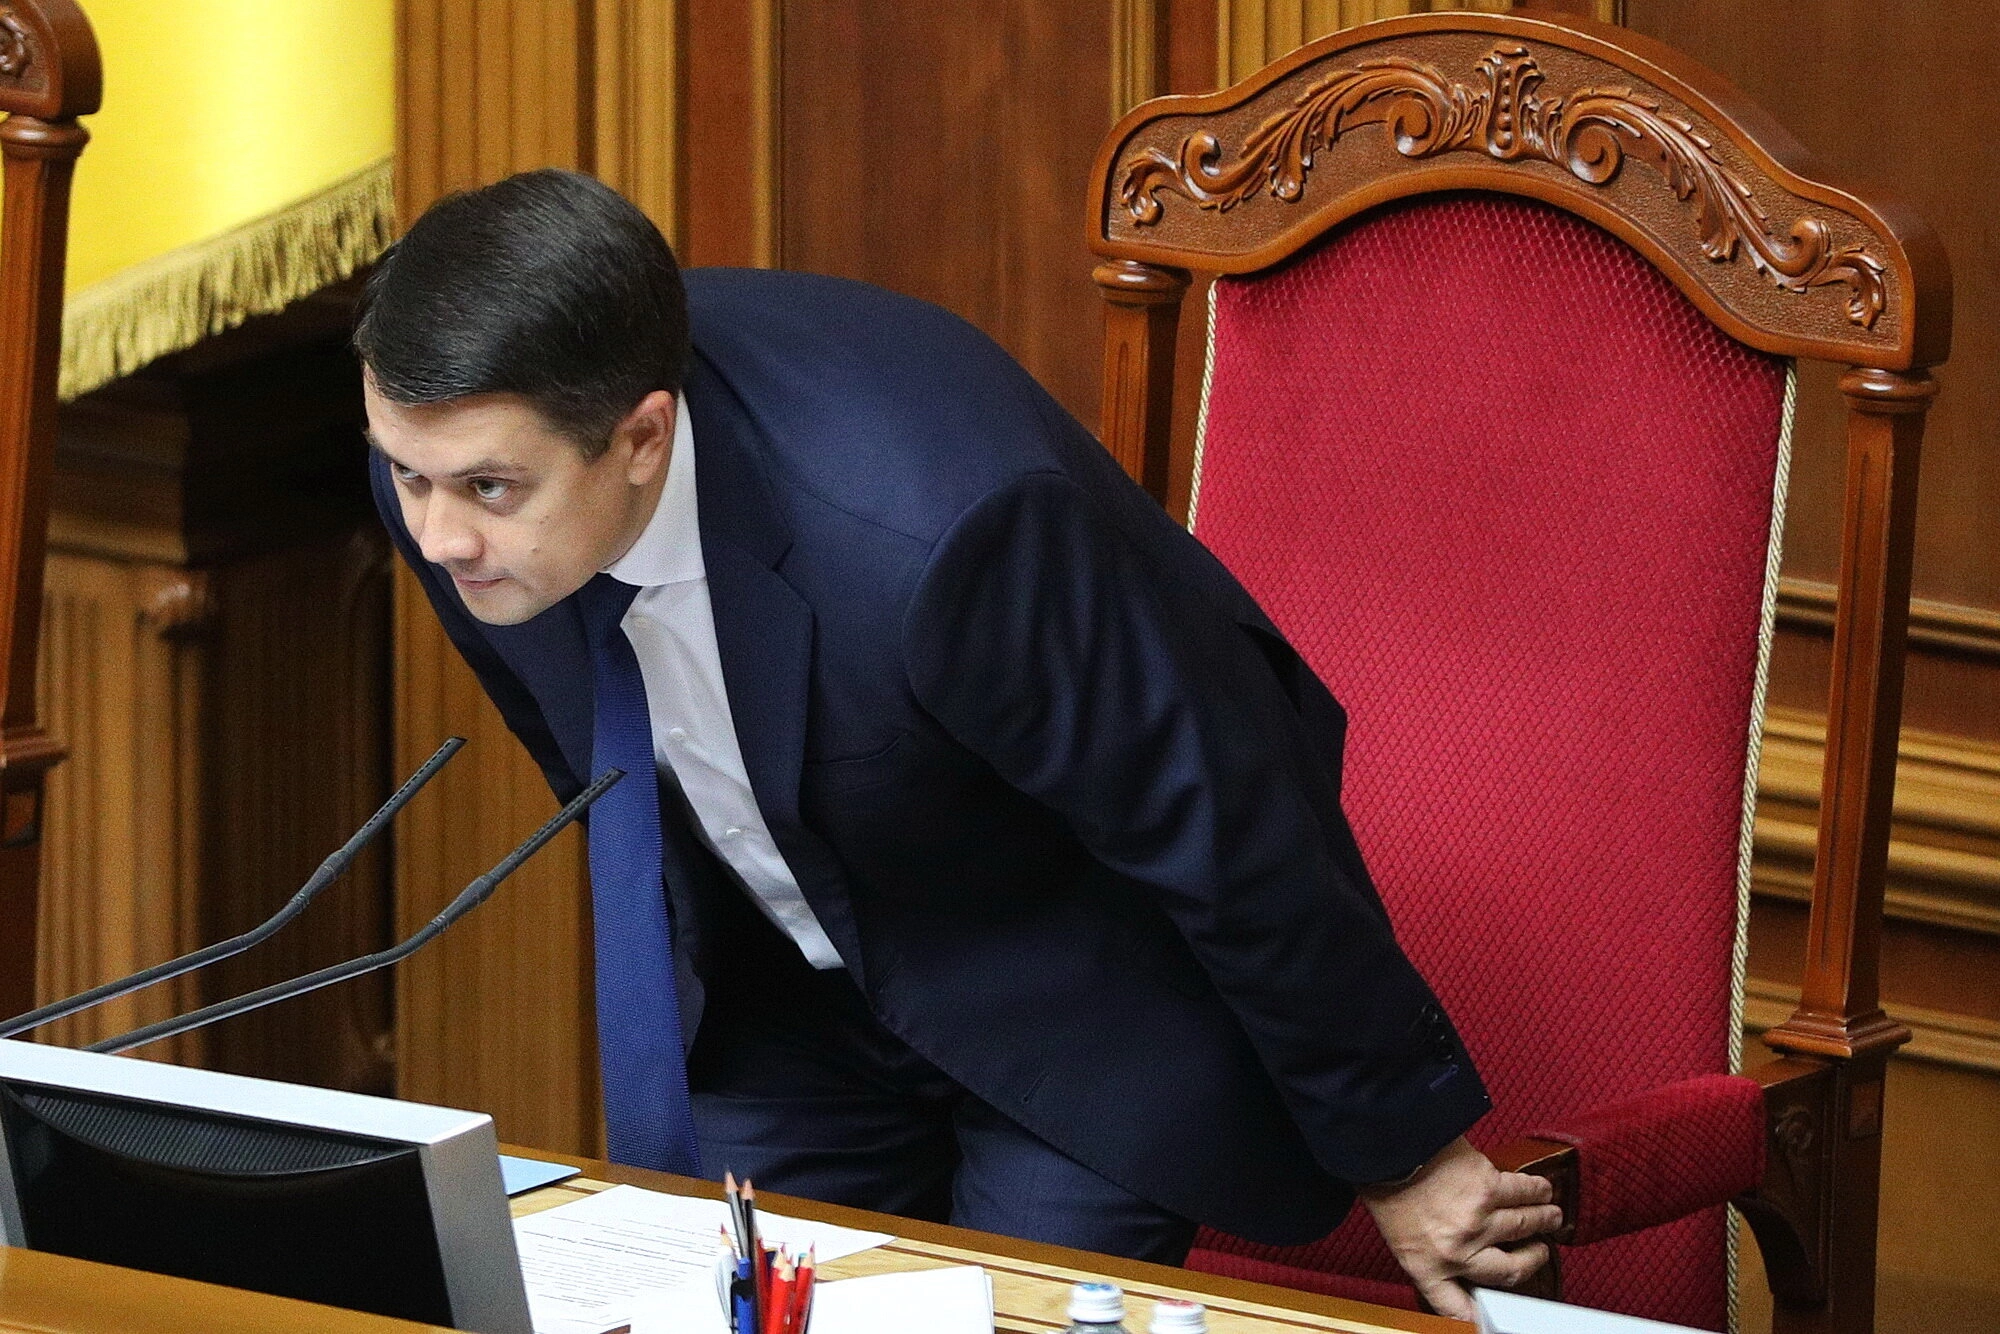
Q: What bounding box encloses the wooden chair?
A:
[0,0,99,1015]
[1087,11,1947,1333]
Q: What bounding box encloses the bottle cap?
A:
[1150,1298,1208,1333]
[1069,1282,1126,1323]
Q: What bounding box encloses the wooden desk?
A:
[0,1149,1462,1334]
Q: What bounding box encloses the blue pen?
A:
[733,1255,756,1334]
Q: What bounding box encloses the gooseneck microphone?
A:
[89,768,625,1056]
[0,736,468,1041]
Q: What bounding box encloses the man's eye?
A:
[470,477,511,501]
[393,465,421,483]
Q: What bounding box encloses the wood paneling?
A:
[591,0,683,242]
[1211,0,1618,85]
[778,0,1112,429]
[35,554,204,1060]
[681,0,762,268]
[195,532,393,1090]
[399,0,688,228]
[1738,998,2000,1334]
[33,292,393,1090]
[1755,707,2000,947]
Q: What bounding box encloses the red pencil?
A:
[765,1253,795,1334]
[791,1246,816,1333]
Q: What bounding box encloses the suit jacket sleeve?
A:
[902,469,1490,1186]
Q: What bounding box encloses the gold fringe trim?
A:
[59,158,395,401]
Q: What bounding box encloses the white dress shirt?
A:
[602,399,844,969]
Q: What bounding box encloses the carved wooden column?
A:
[1755,366,1933,1334]
[1094,260,1188,504]
[0,0,98,1018]
[1767,368,1935,1063]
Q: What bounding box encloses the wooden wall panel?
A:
[592,0,684,240]
[681,0,762,268]
[398,0,589,217]
[777,0,1113,430]
[196,533,394,1091]
[1212,0,1618,85]
[35,553,204,1061]
[34,294,392,1091]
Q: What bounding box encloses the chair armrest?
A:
[1525,1073,1766,1244]
[1735,1055,1837,1307]
[1483,1136,1576,1301]
[1487,1135,1579,1245]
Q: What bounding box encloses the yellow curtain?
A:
[4,0,396,398]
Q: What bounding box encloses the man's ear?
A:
[612,389,677,486]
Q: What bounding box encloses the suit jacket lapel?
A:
[686,353,869,985]
[685,352,809,835]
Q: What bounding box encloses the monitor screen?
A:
[0,1040,530,1334]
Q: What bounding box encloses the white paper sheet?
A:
[629,1263,994,1334]
[512,1183,894,1334]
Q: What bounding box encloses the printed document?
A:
[513,1183,892,1334]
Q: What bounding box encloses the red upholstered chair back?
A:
[1087,12,1950,1332]
[1186,190,1788,1328]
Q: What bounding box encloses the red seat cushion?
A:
[1185,193,1790,1331]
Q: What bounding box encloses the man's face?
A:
[364,380,672,626]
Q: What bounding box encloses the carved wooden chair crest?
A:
[1089,12,1947,1332]
[0,0,99,1015]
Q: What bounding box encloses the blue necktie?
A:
[578,573,702,1174]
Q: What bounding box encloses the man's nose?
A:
[413,498,482,567]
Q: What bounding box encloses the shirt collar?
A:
[603,395,703,587]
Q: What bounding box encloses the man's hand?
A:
[1358,1136,1562,1322]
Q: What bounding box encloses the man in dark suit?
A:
[356,169,1557,1319]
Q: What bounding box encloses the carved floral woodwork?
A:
[1092,14,1945,370]
[0,10,30,79]
[1120,44,1888,328]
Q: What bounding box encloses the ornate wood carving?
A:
[1121,45,1887,327]
[1091,12,1948,370]
[1740,1058,1834,1307]
[0,0,95,120]
[0,10,32,79]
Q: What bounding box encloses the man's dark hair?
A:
[354,168,688,457]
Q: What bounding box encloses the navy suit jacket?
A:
[372,267,1490,1244]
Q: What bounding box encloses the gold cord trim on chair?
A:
[58,157,394,401]
[1186,278,1223,535]
[1725,359,1798,1334]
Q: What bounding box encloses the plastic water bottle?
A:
[1149,1298,1209,1333]
[1064,1281,1131,1332]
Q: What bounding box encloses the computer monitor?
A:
[0,1039,531,1334]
